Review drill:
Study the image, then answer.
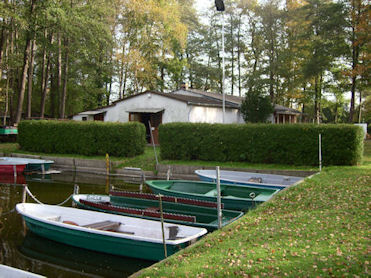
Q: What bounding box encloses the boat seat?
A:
[46,216,61,222]
[83,220,121,231]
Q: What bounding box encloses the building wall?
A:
[72,114,95,121]
[189,106,244,124]
[104,92,190,123]
[73,92,244,124]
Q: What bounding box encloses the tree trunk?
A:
[40,29,47,98]
[60,38,69,119]
[56,33,62,117]
[15,0,36,124]
[26,38,35,119]
[237,14,242,97]
[40,34,53,118]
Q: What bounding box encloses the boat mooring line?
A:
[24,186,73,206]
[0,207,16,217]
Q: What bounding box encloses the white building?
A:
[73,89,243,143]
[72,88,301,143]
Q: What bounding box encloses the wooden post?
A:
[72,184,79,207]
[159,194,167,258]
[13,165,17,180]
[319,134,322,172]
[166,166,171,181]
[148,121,159,166]
[105,153,110,193]
[216,166,222,229]
[22,185,27,203]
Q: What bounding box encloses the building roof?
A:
[274,104,301,115]
[113,91,240,109]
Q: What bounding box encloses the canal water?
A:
[0,171,154,278]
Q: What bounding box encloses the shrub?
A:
[159,123,364,166]
[17,120,146,157]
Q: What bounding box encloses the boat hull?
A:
[17,203,207,261]
[145,180,279,211]
[195,170,304,190]
[74,194,243,231]
[0,157,54,172]
[0,163,26,174]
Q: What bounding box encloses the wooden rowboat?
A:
[0,160,26,174]
[16,203,207,261]
[0,264,45,278]
[145,180,280,211]
[73,193,243,231]
[195,169,304,190]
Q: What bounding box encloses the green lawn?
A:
[134,141,370,277]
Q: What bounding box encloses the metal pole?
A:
[216,166,222,229]
[148,121,159,166]
[105,153,110,193]
[221,12,225,124]
[319,134,322,171]
[159,194,167,258]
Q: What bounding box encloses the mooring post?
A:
[22,185,27,203]
[216,166,222,229]
[105,153,110,194]
[319,133,322,172]
[148,121,159,166]
[166,166,171,181]
[73,184,79,195]
[159,194,167,258]
[13,165,17,180]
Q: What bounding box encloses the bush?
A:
[18,120,146,157]
[159,123,364,166]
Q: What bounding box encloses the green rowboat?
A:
[73,194,243,231]
[16,203,207,261]
[145,180,280,211]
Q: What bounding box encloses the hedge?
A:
[159,123,364,166]
[18,120,146,157]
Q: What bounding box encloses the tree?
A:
[241,92,274,123]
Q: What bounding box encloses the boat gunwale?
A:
[73,194,244,228]
[194,170,303,188]
[146,180,278,201]
[16,203,207,245]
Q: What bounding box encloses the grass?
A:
[134,140,371,277]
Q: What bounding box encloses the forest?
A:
[0,0,369,125]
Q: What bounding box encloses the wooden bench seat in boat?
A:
[83,220,121,231]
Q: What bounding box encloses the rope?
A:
[0,208,16,217]
[25,187,72,206]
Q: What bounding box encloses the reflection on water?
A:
[0,171,153,278]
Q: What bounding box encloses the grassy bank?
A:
[134,141,370,277]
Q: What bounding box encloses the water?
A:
[0,171,154,278]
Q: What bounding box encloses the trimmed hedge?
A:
[18,120,146,157]
[159,123,364,166]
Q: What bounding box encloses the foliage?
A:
[159,122,364,166]
[136,140,371,278]
[17,120,146,157]
[240,92,274,123]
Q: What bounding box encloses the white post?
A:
[319,133,322,172]
[13,165,17,180]
[221,12,225,124]
[216,166,222,229]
